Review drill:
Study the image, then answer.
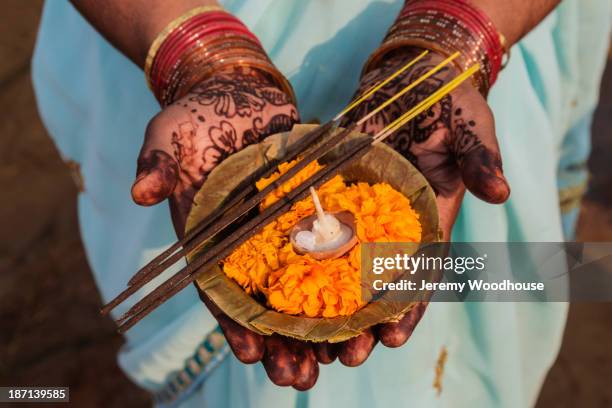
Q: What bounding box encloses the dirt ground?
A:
[0,2,611,407]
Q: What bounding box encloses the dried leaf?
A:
[186,125,440,342]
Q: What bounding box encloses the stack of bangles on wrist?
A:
[144,5,295,106]
[364,0,510,96]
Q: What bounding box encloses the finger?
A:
[216,314,265,364]
[338,329,377,367]
[262,335,298,386]
[291,343,319,391]
[377,302,428,348]
[313,341,340,364]
[450,104,510,204]
[131,148,179,206]
[459,144,510,204]
[131,113,182,206]
[199,292,264,364]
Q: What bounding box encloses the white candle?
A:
[295,187,352,253]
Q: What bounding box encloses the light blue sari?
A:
[32,1,611,406]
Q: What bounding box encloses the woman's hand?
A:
[343,49,510,238]
[130,67,320,390]
[333,48,511,367]
[131,66,298,234]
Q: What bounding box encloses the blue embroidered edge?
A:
[154,325,230,407]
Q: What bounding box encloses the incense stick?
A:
[333,49,429,120]
[374,63,480,142]
[115,64,479,331]
[357,51,460,126]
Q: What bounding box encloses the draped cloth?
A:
[32,1,611,406]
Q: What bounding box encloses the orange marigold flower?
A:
[221,160,421,317]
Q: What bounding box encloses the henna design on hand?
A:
[244,111,299,145]
[343,51,506,203]
[188,70,293,118]
[450,108,482,163]
[202,120,239,168]
[176,68,297,179]
[135,66,298,233]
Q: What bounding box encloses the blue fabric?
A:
[32,0,611,407]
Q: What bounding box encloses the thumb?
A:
[131,148,179,206]
[131,112,181,206]
[459,144,510,204]
[451,104,510,204]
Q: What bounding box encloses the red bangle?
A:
[159,15,259,67]
[153,21,256,92]
[409,0,503,83]
[145,8,294,106]
[366,0,507,94]
[154,12,238,69]
[152,18,255,89]
[409,0,503,85]
[158,37,265,101]
[402,5,500,84]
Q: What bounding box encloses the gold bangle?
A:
[144,5,224,89]
[499,33,511,70]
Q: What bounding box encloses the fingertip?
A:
[378,325,407,348]
[465,172,510,204]
[488,177,511,204]
[313,342,340,364]
[378,303,428,348]
[132,149,178,206]
[460,147,510,204]
[263,335,298,386]
[238,350,264,364]
[131,170,176,206]
[233,336,265,364]
[338,330,377,367]
[131,177,163,206]
[217,315,264,364]
[292,344,319,391]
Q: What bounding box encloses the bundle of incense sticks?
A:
[102,51,479,332]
